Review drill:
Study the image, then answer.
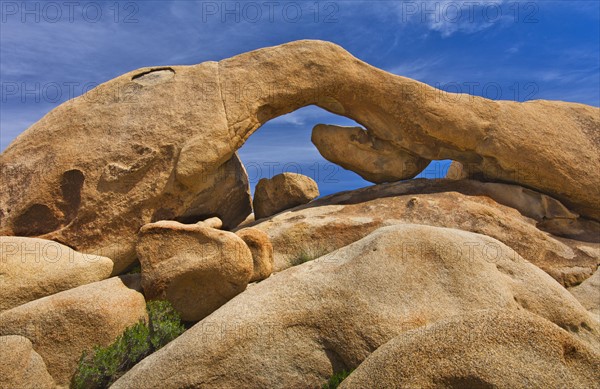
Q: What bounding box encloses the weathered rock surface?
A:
[112,225,598,388]
[137,220,253,321]
[0,276,147,386]
[570,267,600,317]
[446,160,468,180]
[339,309,600,389]
[253,173,320,219]
[3,40,597,271]
[235,227,274,282]
[0,236,113,313]
[246,179,599,287]
[198,216,223,229]
[311,124,428,182]
[0,335,55,389]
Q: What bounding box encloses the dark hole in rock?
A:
[151,208,176,223]
[175,213,219,226]
[132,68,175,86]
[60,169,85,221]
[13,204,61,236]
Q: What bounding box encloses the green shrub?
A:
[72,300,185,389]
[323,370,353,389]
[291,247,328,266]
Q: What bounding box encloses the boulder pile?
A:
[0,40,598,387]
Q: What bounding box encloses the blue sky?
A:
[1,1,599,196]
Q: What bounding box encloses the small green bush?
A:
[323,369,353,389]
[291,247,328,266]
[72,300,185,389]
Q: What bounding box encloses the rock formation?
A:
[1,40,598,272]
[339,310,600,389]
[253,172,320,219]
[0,276,147,386]
[136,220,253,321]
[111,225,598,388]
[0,40,599,388]
[244,179,599,287]
[0,335,55,389]
[569,267,600,317]
[0,236,113,312]
[235,227,274,282]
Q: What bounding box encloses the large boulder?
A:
[112,225,598,388]
[0,276,147,386]
[339,310,600,389]
[2,41,597,271]
[0,236,113,312]
[0,335,54,389]
[253,173,320,219]
[245,179,599,287]
[235,227,274,282]
[137,220,253,321]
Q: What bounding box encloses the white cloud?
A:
[387,0,509,38]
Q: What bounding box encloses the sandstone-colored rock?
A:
[246,179,599,287]
[198,216,223,229]
[446,160,468,180]
[311,124,428,182]
[2,40,598,272]
[0,276,147,386]
[112,225,598,388]
[253,173,320,219]
[339,309,600,389]
[218,40,600,221]
[0,335,54,389]
[235,228,274,282]
[570,267,600,317]
[0,236,114,313]
[137,220,253,321]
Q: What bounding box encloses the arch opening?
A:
[237,105,455,198]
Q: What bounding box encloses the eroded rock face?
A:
[0,236,114,313]
[339,310,600,389]
[1,40,598,272]
[235,227,274,282]
[311,124,428,182]
[245,179,599,287]
[111,225,598,388]
[253,173,320,219]
[0,335,55,389]
[137,220,253,321]
[0,276,147,386]
[569,267,600,317]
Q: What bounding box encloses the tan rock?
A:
[0,276,147,386]
[112,225,598,388]
[0,335,54,389]
[446,160,468,180]
[253,173,319,219]
[339,309,600,389]
[1,40,597,272]
[218,40,600,221]
[246,179,599,287]
[235,228,274,282]
[0,236,113,313]
[311,124,428,182]
[199,216,223,229]
[137,220,253,321]
[570,267,600,317]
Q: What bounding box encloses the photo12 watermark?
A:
[1,1,139,23]
[198,1,339,23]
[397,1,539,24]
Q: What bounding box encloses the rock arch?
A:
[1,40,598,272]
